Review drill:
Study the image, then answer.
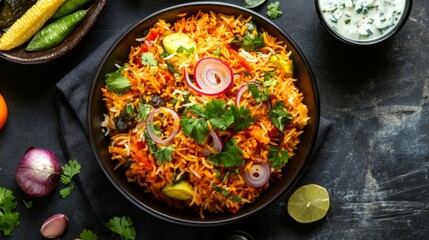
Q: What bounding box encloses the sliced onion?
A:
[243,161,271,188]
[146,107,180,145]
[184,58,233,96]
[235,82,262,106]
[15,147,62,197]
[202,130,223,156]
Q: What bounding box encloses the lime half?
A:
[243,0,266,9]
[287,184,330,223]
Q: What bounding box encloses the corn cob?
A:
[0,0,66,51]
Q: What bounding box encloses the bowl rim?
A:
[88,1,320,226]
[314,0,414,46]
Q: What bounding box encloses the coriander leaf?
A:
[208,138,244,168]
[144,131,175,164]
[205,100,234,130]
[242,31,265,51]
[180,116,210,144]
[59,184,75,198]
[22,199,33,209]
[229,105,256,132]
[0,187,20,237]
[61,160,81,185]
[107,216,136,240]
[268,101,291,131]
[188,104,207,118]
[80,229,98,240]
[136,101,151,121]
[248,83,270,102]
[154,145,175,164]
[230,195,242,202]
[268,146,289,169]
[176,45,195,55]
[212,185,231,196]
[267,1,283,19]
[105,67,131,94]
[141,52,158,66]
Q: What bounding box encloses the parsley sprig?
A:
[59,160,81,198]
[208,138,244,168]
[180,100,255,144]
[107,216,136,240]
[0,187,20,237]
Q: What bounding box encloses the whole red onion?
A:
[15,147,62,197]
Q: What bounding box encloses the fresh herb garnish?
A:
[79,229,98,240]
[177,45,195,55]
[242,31,264,51]
[141,52,158,66]
[59,160,81,198]
[267,1,283,19]
[247,83,270,103]
[268,146,289,169]
[136,101,151,121]
[268,101,291,131]
[208,138,244,168]
[144,131,175,164]
[59,185,75,199]
[229,105,256,132]
[180,116,210,144]
[107,216,136,240]
[105,67,131,94]
[61,159,81,185]
[0,187,20,237]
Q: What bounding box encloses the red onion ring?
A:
[146,107,180,145]
[243,161,271,188]
[184,58,233,96]
[202,130,223,156]
[235,82,262,106]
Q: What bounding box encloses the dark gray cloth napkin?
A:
[56,31,332,239]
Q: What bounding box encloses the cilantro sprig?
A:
[180,100,255,144]
[267,1,283,19]
[268,101,291,131]
[208,138,244,168]
[0,187,20,237]
[144,131,175,164]
[79,229,98,240]
[105,66,131,94]
[107,216,136,240]
[59,160,81,198]
[268,146,289,169]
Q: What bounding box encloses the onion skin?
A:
[15,147,62,197]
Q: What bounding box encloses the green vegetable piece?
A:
[243,0,266,9]
[80,229,98,240]
[26,9,88,51]
[162,32,196,55]
[0,187,20,237]
[141,52,158,66]
[107,216,136,240]
[53,0,92,19]
[267,1,283,19]
[105,67,131,94]
[162,181,194,200]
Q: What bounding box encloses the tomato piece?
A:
[146,29,159,41]
[0,94,7,129]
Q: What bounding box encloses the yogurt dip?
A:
[318,0,406,42]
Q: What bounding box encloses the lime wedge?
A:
[287,184,330,223]
[243,0,266,9]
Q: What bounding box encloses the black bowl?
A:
[315,0,413,46]
[88,2,320,226]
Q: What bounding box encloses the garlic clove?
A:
[40,213,68,239]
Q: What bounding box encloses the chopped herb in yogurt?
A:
[319,0,406,41]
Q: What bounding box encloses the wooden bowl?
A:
[0,0,107,64]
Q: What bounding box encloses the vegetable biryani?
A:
[101,11,309,219]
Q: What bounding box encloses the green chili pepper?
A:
[26,9,88,52]
[53,0,92,19]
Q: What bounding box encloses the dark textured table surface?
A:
[0,0,428,239]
